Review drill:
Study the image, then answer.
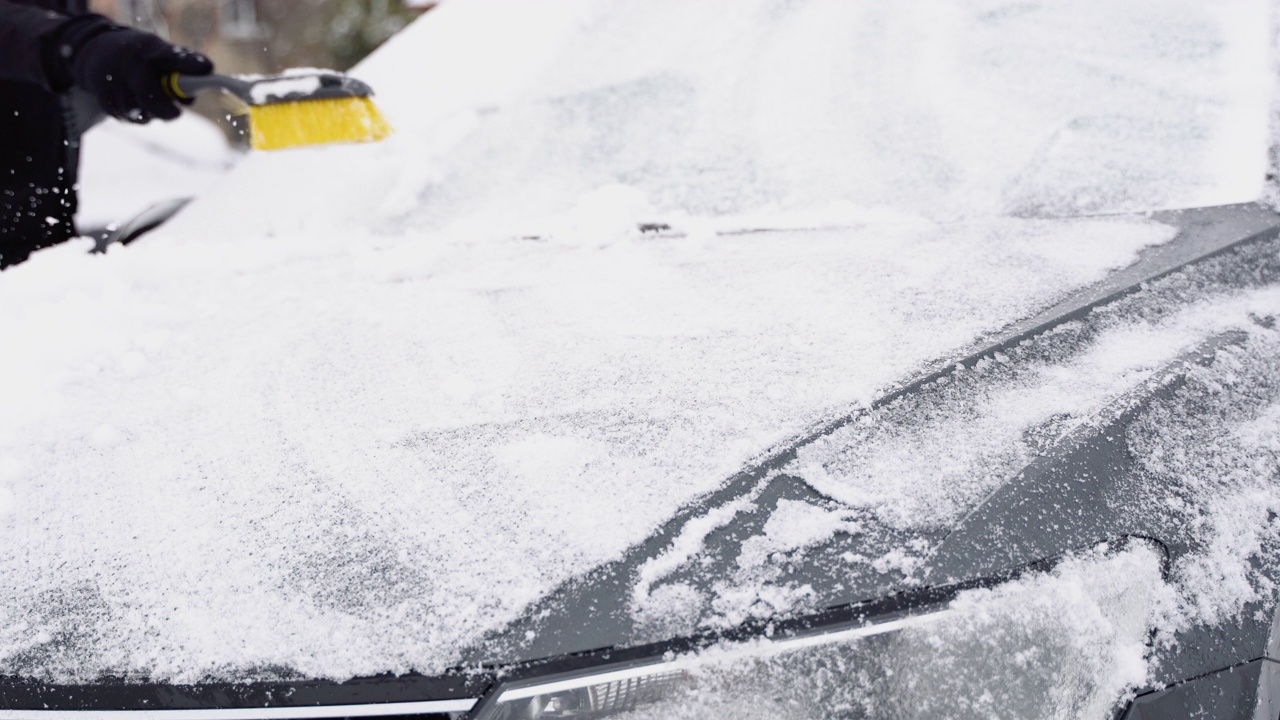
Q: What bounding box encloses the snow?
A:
[738,500,862,570]
[344,0,1269,229]
[618,543,1165,720]
[75,113,239,228]
[785,277,1280,691]
[1128,333,1280,641]
[0,0,1275,690]
[638,279,1280,640]
[788,290,1274,531]
[634,492,762,604]
[0,214,1182,682]
[249,75,324,104]
[630,494,864,635]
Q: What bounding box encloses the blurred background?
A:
[88,0,436,148]
[88,0,435,73]
[76,0,437,228]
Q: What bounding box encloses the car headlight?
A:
[472,540,1164,720]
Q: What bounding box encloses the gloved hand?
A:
[54,17,212,123]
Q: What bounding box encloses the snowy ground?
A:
[0,0,1276,709]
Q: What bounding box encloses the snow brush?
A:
[163,71,392,151]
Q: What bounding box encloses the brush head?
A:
[247,96,392,151]
[241,72,391,150]
[168,70,393,151]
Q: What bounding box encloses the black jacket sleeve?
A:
[0,1,67,89]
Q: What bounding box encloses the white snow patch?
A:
[0,457,20,485]
[0,147,1193,684]
[708,582,817,630]
[736,500,860,571]
[534,184,655,246]
[76,113,238,228]
[791,287,1280,532]
[634,492,760,605]
[249,75,324,104]
[623,544,1165,720]
[88,424,124,448]
[870,549,925,577]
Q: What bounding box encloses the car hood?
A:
[467,204,1280,684]
[0,211,1187,683]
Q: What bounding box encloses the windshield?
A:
[343,0,1272,235]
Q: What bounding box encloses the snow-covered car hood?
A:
[1,0,1276,688]
[470,203,1280,674]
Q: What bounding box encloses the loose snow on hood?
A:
[622,543,1165,720]
[0,216,1176,682]
[0,0,1274,684]
[157,0,1270,243]
[789,290,1280,532]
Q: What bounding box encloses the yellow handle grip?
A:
[163,72,190,100]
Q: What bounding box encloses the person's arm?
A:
[0,2,213,122]
[0,1,68,88]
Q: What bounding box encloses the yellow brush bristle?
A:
[247,97,392,151]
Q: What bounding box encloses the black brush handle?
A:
[164,72,254,104]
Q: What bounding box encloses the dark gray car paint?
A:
[463,203,1280,718]
[1124,659,1280,720]
[929,329,1247,578]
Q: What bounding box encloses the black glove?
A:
[51,15,212,123]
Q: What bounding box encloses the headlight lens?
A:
[475,541,1163,720]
